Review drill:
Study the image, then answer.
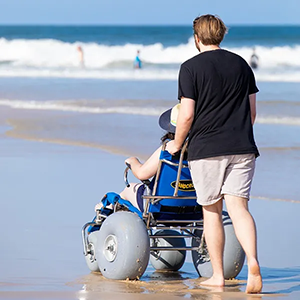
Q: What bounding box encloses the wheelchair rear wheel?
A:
[150,229,186,271]
[191,211,245,279]
[85,231,100,272]
[95,211,150,280]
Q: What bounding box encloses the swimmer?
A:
[134,50,142,69]
[77,45,84,67]
[250,47,259,69]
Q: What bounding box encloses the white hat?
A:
[158,104,180,133]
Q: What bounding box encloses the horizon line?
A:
[0,23,299,27]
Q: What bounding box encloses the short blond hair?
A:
[193,14,227,46]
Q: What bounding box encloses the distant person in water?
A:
[134,50,142,69]
[77,46,84,68]
[249,47,259,70]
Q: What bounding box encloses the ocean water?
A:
[0,25,299,204]
[0,25,300,81]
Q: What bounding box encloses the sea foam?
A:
[0,38,300,82]
[1,99,300,126]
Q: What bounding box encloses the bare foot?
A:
[246,262,262,294]
[200,276,225,287]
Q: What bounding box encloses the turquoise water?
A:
[1,25,300,46]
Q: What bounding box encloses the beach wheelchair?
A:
[81,141,245,280]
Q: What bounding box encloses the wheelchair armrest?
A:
[124,166,151,188]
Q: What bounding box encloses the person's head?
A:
[193,14,227,51]
[159,104,180,142]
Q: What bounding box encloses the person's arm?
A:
[125,146,162,181]
[249,93,256,125]
[166,97,195,155]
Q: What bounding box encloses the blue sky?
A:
[0,0,299,25]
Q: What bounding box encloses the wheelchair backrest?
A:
[151,148,198,207]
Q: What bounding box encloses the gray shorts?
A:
[189,154,256,206]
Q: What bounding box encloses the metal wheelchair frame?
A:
[82,140,207,258]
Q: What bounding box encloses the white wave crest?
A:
[1,99,300,127]
[0,37,300,82]
[256,116,300,126]
[0,99,163,116]
[0,37,194,68]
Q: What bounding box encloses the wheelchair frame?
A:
[81,140,245,280]
[82,140,204,255]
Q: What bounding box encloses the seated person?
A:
[95,104,180,212]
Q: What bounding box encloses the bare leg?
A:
[201,199,225,287]
[224,194,262,294]
[119,183,142,210]
[95,183,142,211]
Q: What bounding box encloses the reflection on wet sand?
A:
[74,266,300,299]
[75,271,253,300]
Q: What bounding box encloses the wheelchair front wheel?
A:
[192,211,245,279]
[150,229,186,271]
[95,211,150,280]
[85,231,100,273]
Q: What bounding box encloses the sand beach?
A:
[0,101,300,300]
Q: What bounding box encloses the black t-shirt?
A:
[178,49,259,161]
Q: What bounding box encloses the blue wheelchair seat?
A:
[145,149,202,220]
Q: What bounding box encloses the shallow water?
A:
[0,135,300,299]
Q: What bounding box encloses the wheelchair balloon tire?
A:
[95,211,150,280]
[150,229,186,271]
[85,231,101,273]
[191,211,245,279]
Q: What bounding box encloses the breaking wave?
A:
[0,38,300,82]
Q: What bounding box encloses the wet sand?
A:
[1,108,300,299]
